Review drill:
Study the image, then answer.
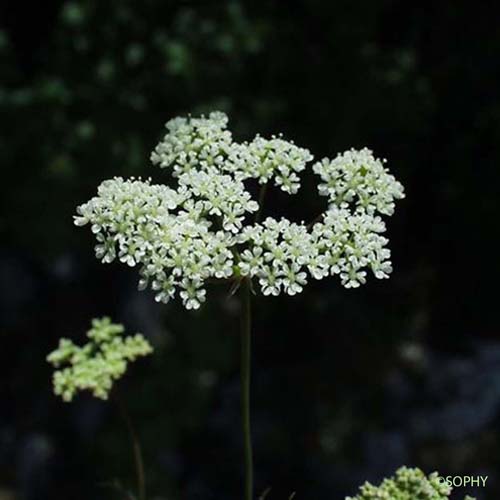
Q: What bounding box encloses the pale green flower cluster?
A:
[178,167,259,232]
[75,112,405,309]
[47,317,152,402]
[346,467,475,500]
[150,111,233,176]
[234,135,313,194]
[238,206,391,295]
[313,147,405,216]
[150,112,313,195]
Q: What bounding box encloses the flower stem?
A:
[255,183,268,223]
[306,212,324,230]
[115,394,146,500]
[241,278,254,500]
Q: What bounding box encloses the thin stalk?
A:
[115,394,146,500]
[255,183,268,223]
[241,278,254,500]
[306,212,324,230]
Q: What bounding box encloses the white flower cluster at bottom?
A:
[346,466,475,500]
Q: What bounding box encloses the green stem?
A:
[255,183,268,223]
[306,212,324,230]
[241,278,254,500]
[115,394,146,500]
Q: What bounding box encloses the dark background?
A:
[1,1,499,499]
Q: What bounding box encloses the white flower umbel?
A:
[74,112,406,500]
[75,112,405,309]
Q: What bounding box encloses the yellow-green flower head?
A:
[346,467,474,500]
[47,317,152,402]
[75,112,405,309]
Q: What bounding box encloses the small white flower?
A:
[258,266,282,296]
[179,278,207,310]
[281,264,308,296]
[239,247,264,277]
